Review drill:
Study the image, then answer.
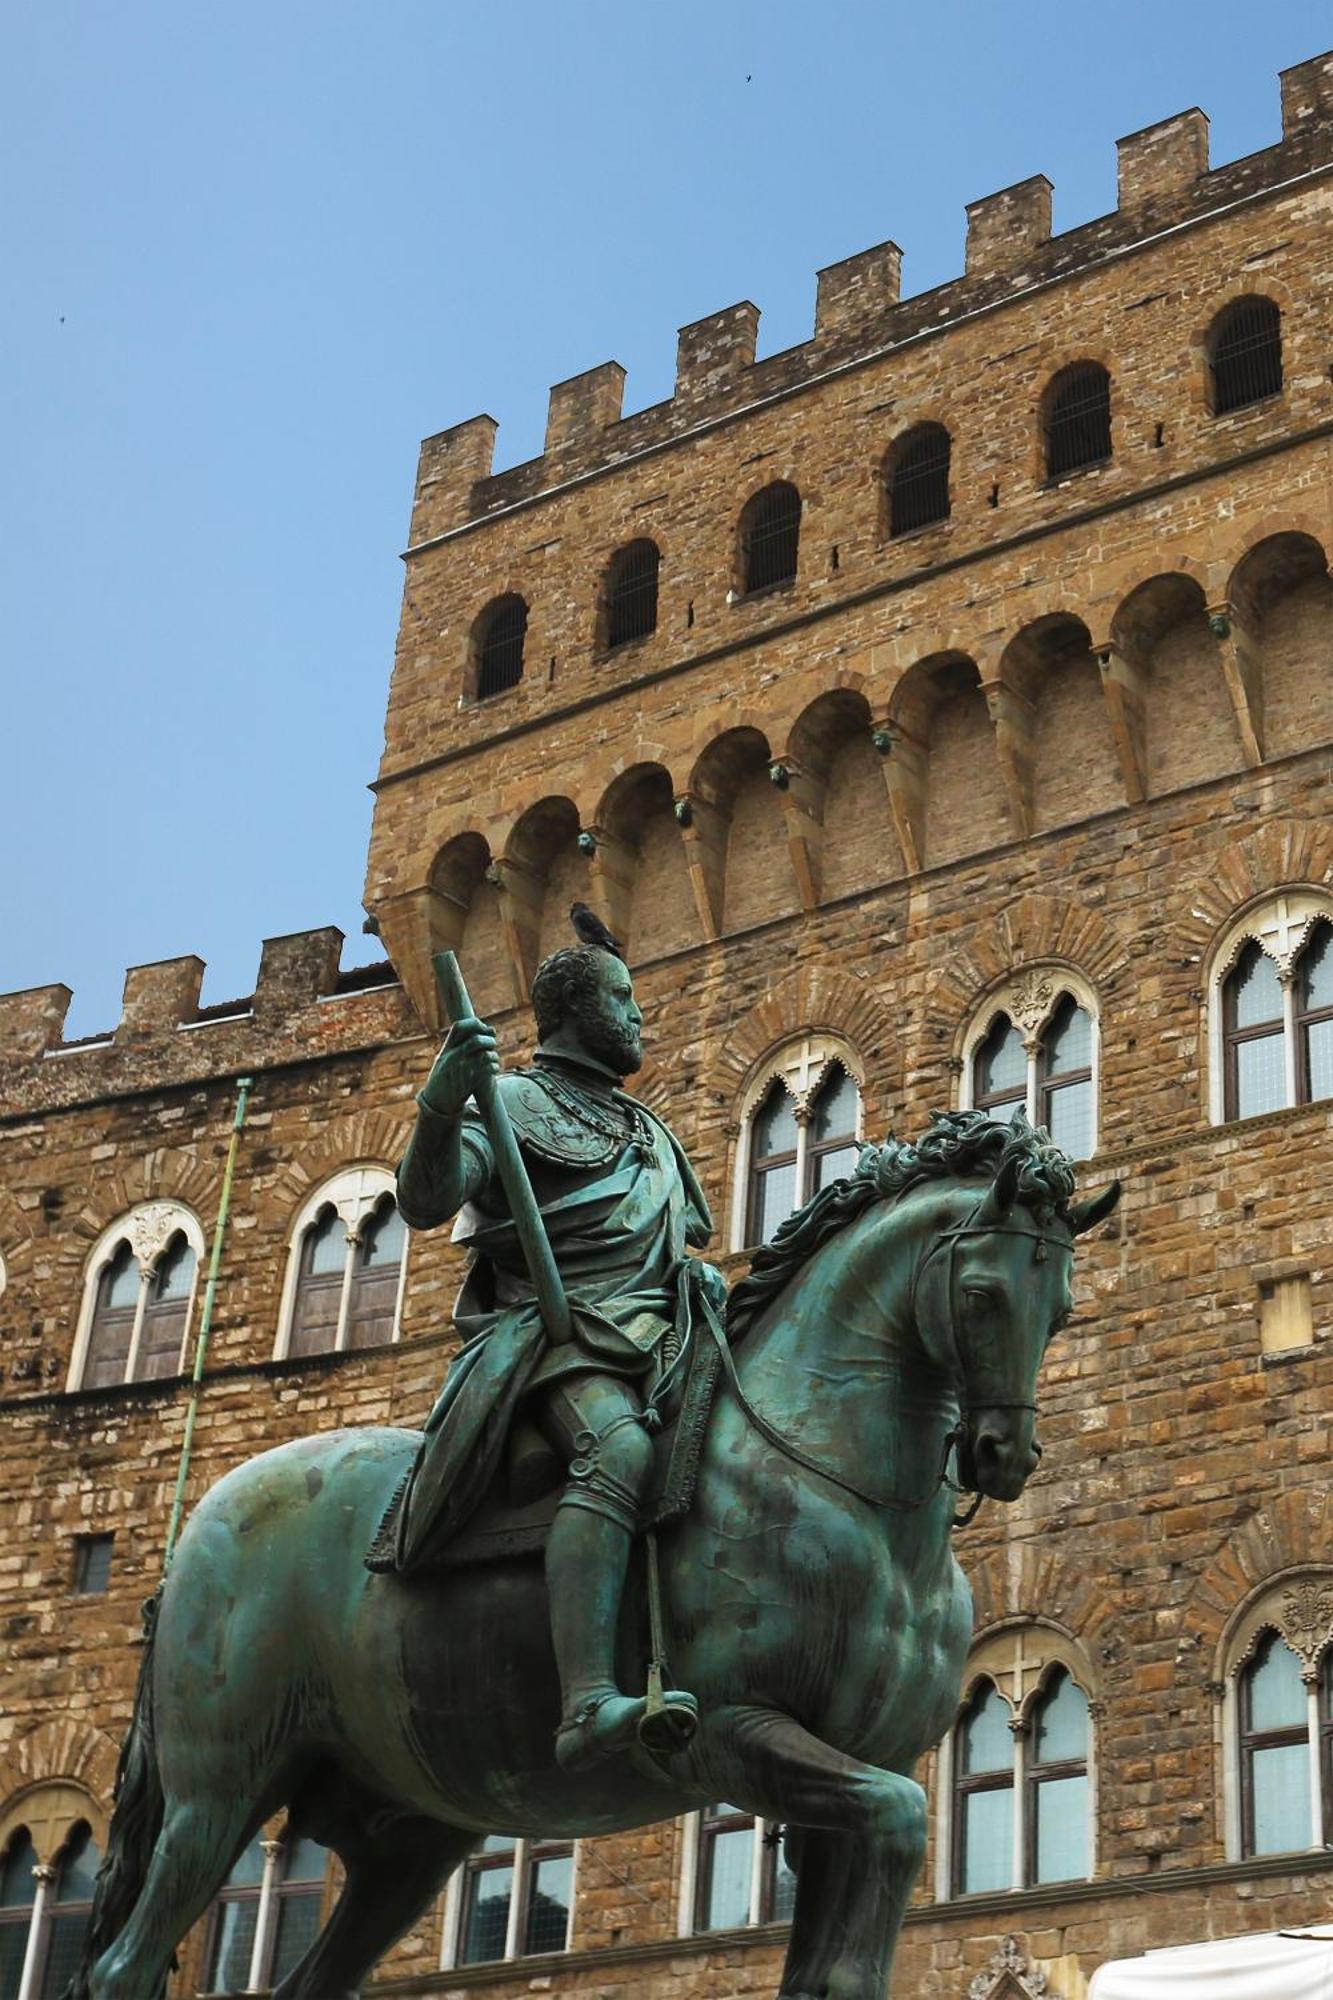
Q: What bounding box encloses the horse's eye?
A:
[963,1284,997,1308]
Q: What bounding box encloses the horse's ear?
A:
[1068,1179,1122,1236]
[975,1152,1023,1224]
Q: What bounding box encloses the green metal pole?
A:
[163,1073,253,1570]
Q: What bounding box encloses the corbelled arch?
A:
[998,612,1123,833]
[705,960,898,1110]
[591,760,697,962]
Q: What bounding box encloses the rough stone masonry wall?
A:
[4,49,1333,2000]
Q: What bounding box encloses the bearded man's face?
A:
[572,955,643,1075]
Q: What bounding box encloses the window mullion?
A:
[1026,1052,1039,1127]
[122,1271,151,1386]
[248,1838,283,1991]
[794,1115,811,1205]
[504,1840,526,1960]
[334,1233,357,1353]
[16,1864,55,2000]
[1011,1727,1026,1890]
[1307,1685,1324,1849]
[747,1819,766,1926]
[1284,983,1300,1109]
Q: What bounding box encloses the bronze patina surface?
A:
[72,944,1117,2000]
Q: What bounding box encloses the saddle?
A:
[366,1318,724,1574]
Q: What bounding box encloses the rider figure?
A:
[385,942,726,1771]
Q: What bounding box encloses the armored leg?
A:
[539,1375,697,1770]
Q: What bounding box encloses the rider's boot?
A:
[547,1489,698,1772]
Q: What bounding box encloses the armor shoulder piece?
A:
[497,1070,621,1167]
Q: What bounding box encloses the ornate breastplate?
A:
[502,1067,657,1169]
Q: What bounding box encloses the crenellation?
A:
[1280,48,1333,140]
[964,174,1054,278]
[409,412,498,544]
[674,301,761,407]
[814,239,903,342]
[404,56,1333,539]
[544,360,626,456]
[253,925,345,1022]
[114,956,204,1041]
[0,984,72,1061]
[1117,109,1209,212]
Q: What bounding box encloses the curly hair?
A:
[531,946,609,1042]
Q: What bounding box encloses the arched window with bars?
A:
[1212,899,1333,1123]
[602,539,660,649]
[738,481,801,595]
[963,973,1098,1159]
[1041,362,1112,480]
[71,1205,204,1392]
[735,1038,863,1249]
[278,1169,408,1359]
[1208,296,1283,415]
[886,423,951,537]
[472,595,528,700]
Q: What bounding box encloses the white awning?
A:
[1089,1927,1333,1999]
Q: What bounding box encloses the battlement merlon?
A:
[401,50,1333,546]
[0,929,409,1081]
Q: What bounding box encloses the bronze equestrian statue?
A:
[71,938,1119,2000]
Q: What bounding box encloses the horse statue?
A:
[72,1111,1117,2000]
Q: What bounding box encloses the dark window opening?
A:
[73,1533,114,1596]
[887,424,951,536]
[1043,364,1112,480]
[474,596,527,700]
[1209,297,1283,415]
[974,1013,1027,1121]
[457,1835,573,1965]
[345,1197,405,1351]
[740,481,801,594]
[604,540,660,648]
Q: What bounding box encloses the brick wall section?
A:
[4,51,1333,2000]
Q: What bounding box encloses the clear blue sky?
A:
[3,2,1329,1035]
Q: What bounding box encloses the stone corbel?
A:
[771,759,824,911]
[1207,599,1264,767]
[872,722,926,875]
[673,793,725,941]
[368,885,459,1031]
[980,677,1035,841]
[1093,634,1150,803]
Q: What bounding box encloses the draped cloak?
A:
[372,1064,715,1573]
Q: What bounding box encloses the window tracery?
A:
[732,1035,864,1250]
[959,968,1099,1159]
[1219,1570,1333,1860]
[67,1203,205,1392]
[1207,893,1333,1123]
[276,1167,407,1360]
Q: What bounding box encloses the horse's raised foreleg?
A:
[272,1815,478,2000]
[687,1705,926,2000]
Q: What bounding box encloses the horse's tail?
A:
[65,1587,168,2000]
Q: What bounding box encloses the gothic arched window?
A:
[736,1038,864,1249]
[279,1169,407,1360]
[963,971,1099,1159]
[1208,296,1283,415]
[71,1204,204,1392]
[1212,899,1333,1123]
[204,1833,329,1994]
[0,1821,101,2000]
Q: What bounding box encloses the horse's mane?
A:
[726,1109,1078,1344]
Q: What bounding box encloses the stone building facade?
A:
[3,49,1333,2000]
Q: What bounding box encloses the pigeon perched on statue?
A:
[569,902,625,959]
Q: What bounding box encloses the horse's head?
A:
[914,1153,1120,1502]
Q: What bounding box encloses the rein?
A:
[698,1192,1071,1530]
